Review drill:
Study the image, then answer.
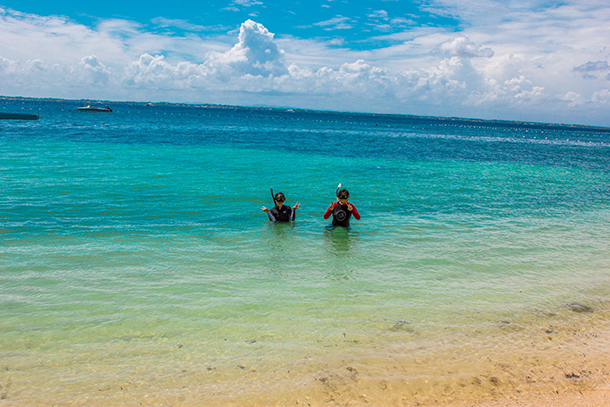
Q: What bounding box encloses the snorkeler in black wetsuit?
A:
[324,188,360,227]
[261,191,300,222]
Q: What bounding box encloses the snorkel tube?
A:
[336,183,342,198]
[270,186,275,203]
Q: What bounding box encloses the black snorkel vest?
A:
[332,203,351,227]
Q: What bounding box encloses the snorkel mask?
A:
[336,183,349,201]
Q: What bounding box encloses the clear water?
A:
[1,99,610,405]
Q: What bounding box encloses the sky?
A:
[1,0,609,126]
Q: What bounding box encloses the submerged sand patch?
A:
[2,300,609,406]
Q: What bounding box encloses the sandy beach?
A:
[455,391,610,407]
[203,314,610,407]
[3,314,609,406]
[3,301,609,407]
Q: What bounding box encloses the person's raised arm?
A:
[262,206,277,221]
[348,203,360,220]
[324,202,336,219]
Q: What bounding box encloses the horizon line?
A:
[2,95,610,132]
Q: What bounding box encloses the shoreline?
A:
[3,308,609,406]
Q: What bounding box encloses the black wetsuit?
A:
[267,205,295,222]
[324,202,360,227]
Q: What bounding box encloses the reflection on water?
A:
[267,221,296,239]
[323,226,358,257]
[263,222,296,274]
[323,226,360,281]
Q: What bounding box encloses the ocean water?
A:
[1,99,610,406]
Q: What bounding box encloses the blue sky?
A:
[1,0,610,126]
[1,0,458,47]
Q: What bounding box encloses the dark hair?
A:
[337,188,349,199]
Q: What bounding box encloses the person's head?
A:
[337,188,349,204]
[274,192,286,206]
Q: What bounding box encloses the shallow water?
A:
[1,99,610,405]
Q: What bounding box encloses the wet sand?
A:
[211,308,610,407]
[449,390,610,407]
[2,303,609,406]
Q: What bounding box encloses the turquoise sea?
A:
[1,99,610,406]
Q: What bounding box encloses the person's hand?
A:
[329,202,337,210]
[347,203,354,211]
[293,202,301,210]
[261,206,269,213]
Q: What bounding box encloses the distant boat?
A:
[0,112,39,120]
[77,105,112,113]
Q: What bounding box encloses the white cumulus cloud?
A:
[2,3,610,126]
[430,36,494,59]
[80,55,112,85]
[592,89,610,104]
[205,19,288,79]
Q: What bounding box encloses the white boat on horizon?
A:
[77,105,112,113]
